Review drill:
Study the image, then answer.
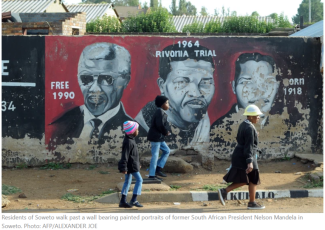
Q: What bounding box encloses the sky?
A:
[63,0,324,23]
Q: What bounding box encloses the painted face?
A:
[160,59,215,123]
[78,44,130,116]
[234,60,279,115]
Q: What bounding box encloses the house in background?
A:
[67,3,119,23]
[2,0,68,13]
[114,5,149,21]
[2,0,86,35]
[173,15,274,32]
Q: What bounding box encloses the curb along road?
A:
[95,189,323,204]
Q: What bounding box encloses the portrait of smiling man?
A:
[49,42,145,149]
[135,44,215,149]
[210,52,279,155]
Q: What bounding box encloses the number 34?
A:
[2,101,16,111]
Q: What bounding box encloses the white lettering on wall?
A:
[2,60,9,76]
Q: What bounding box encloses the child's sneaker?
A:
[218,188,227,206]
[130,201,143,207]
[247,202,265,210]
[119,202,132,208]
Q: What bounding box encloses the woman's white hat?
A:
[243,104,263,116]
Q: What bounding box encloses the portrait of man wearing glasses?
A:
[49,42,145,148]
[135,44,215,149]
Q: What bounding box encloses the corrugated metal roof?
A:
[290,20,323,37]
[173,15,274,32]
[66,3,113,23]
[2,0,53,13]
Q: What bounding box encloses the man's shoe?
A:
[155,171,167,177]
[130,201,143,207]
[247,202,265,210]
[218,188,227,206]
[119,202,132,208]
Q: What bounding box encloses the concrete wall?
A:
[1,36,323,167]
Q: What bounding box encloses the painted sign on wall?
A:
[1,36,323,166]
[2,36,45,166]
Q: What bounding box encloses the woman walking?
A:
[218,105,265,210]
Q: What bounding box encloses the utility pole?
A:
[309,0,311,23]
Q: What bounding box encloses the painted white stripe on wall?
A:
[308,189,323,197]
[2,82,36,87]
[190,191,208,201]
[271,190,291,198]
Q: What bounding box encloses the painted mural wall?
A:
[1,36,323,166]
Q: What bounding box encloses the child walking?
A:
[118,121,143,208]
[147,95,171,181]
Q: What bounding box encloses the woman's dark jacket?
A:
[118,134,140,173]
[147,108,169,142]
[231,120,260,170]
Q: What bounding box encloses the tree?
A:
[175,0,196,16]
[81,0,112,3]
[186,1,197,15]
[122,7,177,32]
[231,11,237,17]
[150,0,158,8]
[268,13,278,20]
[110,0,139,6]
[251,11,259,17]
[214,8,219,16]
[178,0,187,15]
[200,6,208,16]
[170,0,177,15]
[292,0,323,24]
[142,1,149,9]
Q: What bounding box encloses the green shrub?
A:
[182,21,205,33]
[122,7,177,32]
[87,14,122,33]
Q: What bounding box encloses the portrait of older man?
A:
[135,44,215,149]
[49,42,145,148]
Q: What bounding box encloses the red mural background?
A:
[45,36,281,144]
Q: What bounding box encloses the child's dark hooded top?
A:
[118,134,140,173]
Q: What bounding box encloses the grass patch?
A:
[61,190,116,203]
[303,174,323,188]
[16,162,28,169]
[40,162,71,170]
[170,185,181,191]
[2,184,22,195]
[98,171,110,174]
[88,165,97,170]
[201,183,240,191]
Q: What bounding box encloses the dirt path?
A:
[2,157,322,211]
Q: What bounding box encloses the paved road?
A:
[2,198,323,213]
